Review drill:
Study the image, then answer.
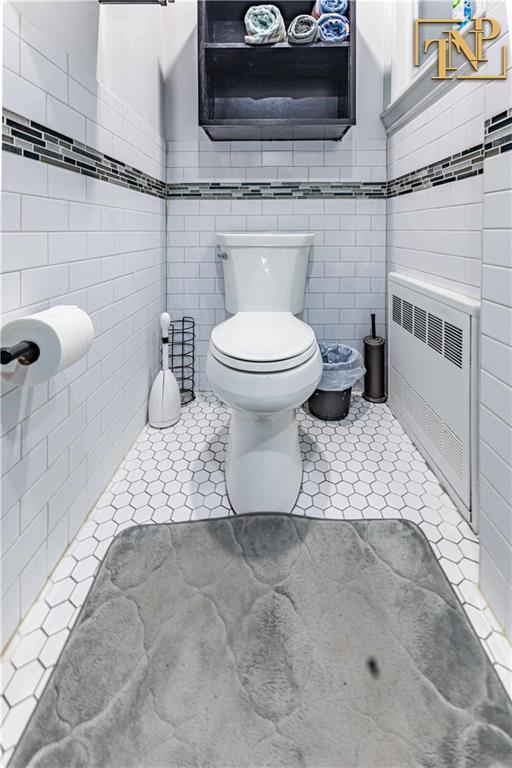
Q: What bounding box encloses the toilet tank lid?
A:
[217,232,315,248]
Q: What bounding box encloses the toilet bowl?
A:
[206,312,322,513]
[206,233,322,514]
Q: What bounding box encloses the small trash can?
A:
[308,343,366,421]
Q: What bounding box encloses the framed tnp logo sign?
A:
[414,16,508,80]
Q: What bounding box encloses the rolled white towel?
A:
[244,5,286,45]
[288,15,318,44]
[317,13,350,43]
[312,0,348,20]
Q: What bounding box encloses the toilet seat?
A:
[210,339,318,373]
[210,312,317,373]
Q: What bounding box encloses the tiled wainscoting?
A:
[1,150,166,645]
[2,112,166,199]
[167,196,386,390]
[479,139,512,637]
[1,394,511,765]
[1,1,167,654]
[166,133,387,185]
[387,81,511,299]
[166,109,511,387]
[9,104,510,392]
[2,95,511,638]
[386,45,512,639]
[387,175,484,299]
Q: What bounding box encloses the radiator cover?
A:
[388,273,480,526]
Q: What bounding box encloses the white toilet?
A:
[206,232,322,514]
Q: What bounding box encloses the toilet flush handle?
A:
[216,246,228,260]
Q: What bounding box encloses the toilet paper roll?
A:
[1,305,94,386]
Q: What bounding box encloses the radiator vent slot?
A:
[445,428,464,480]
[392,295,402,325]
[403,300,413,333]
[391,294,463,369]
[444,322,463,368]
[428,313,443,355]
[391,369,464,482]
[414,306,427,343]
[425,403,445,455]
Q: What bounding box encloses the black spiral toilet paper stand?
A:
[168,316,195,405]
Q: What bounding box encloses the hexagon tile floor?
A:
[1,392,511,765]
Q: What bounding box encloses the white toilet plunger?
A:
[148,313,181,428]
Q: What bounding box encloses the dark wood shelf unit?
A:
[198,0,356,141]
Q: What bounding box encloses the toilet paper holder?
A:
[1,341,40,366]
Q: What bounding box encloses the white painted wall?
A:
[1,2,167,649]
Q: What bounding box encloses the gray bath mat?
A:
[11,515,512,768]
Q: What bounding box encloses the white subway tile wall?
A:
[387,176,483,299]
[2,4,165,178]
[387,82,485,181]
[478,0,512,641]
[387,82,485,300]
[479,145,512,638]
[167,134,387,185]
[1,4,166,648]
[166,197,386,390]
[165,34,388,387]
[386,0,512,303]
[387,0,512,642]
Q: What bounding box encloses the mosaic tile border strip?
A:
[386,107,512,199]
[1,108,386,200]
[386,144,484,198]
[485,107,512,138]
[2,108,511,202]
[1,110,167,200]
[484,106,512,156]
[167,181,387,200]
[171,114,511,198]
[165,106,511,199]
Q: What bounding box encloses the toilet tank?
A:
[217,232,314,314]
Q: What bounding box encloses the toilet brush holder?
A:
[148,313,181,429]
[363,313,387,404]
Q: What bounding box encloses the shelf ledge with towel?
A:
[203,41,349,48]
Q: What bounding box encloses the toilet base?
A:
[225,408,302,514]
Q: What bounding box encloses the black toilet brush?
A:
[362,313,387,403]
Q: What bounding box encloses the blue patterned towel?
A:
[287,14,318,44]
[244,5,286,45]
[312,0,348,19]
[317,13,349,42]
